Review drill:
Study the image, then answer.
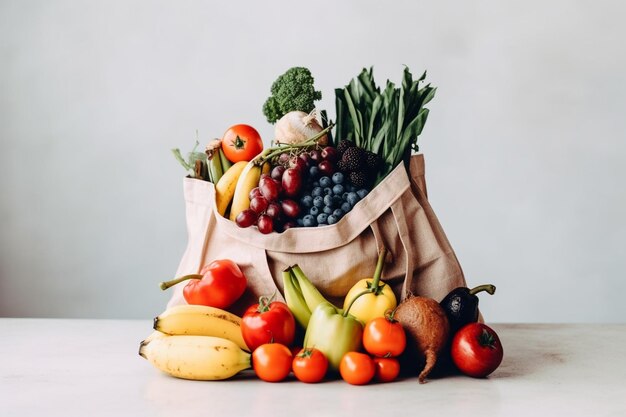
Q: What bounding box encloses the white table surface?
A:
[1,319,625,417]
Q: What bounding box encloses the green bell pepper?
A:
[303,301,363,371]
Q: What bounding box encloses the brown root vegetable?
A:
[395,295,450,383]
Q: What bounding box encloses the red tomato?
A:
[242,297,296,351]
[373,357,400,383]
[182,260,247,309]
[222,124,263,163]
[363,315,407,357]
[292,348,328,383]
[451,323,504,378]
[339,352,375,385]
[252,343,292,382]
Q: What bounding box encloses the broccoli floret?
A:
[262,67,322,124]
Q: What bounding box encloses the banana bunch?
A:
[139,334,250,381]
[215,159,270,218]
[153,304,249,351]
[139,305,251,380]
[205,140,233,184]
[282,265,334,329]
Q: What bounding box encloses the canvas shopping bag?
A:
[166,154,467,316]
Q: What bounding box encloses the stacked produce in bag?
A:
[140,66,503,384]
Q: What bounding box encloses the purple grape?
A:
[236,209,257,228]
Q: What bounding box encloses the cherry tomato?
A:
[373,357,400,383]
[363,314,406,357]
[181,260,246,309]
[292,348,328,383]
[339,352,375,385]
[222,124,263,163]
[252,343,292,382]
[242,297,296,351]
[451,323,504,378]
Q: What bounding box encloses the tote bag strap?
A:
[389,197,415,300]
[408,154,428,199]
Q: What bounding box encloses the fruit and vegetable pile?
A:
[141,67,503,384]
[172,66,435,233]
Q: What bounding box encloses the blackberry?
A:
[340,147,366,171]
[365,151,382,170]
[336,139,354,156]
[349,170,368,189]
[337,159,349,172]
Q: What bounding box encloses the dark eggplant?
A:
[440,284,496,334]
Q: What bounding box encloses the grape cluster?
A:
[236,145,370,233]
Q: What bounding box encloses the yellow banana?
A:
[153,304,248,351]
[140,330,167,345]
[261,161,271,176]
[229,160,263,221]
[139,335,251,380]
[215,161,248,216]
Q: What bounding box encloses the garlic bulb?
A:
[274,110,327,145]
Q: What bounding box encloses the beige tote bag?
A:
[166,154,467,316]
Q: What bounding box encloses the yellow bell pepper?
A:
[343,247,397,324]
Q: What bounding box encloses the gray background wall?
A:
[1,0,624,322]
